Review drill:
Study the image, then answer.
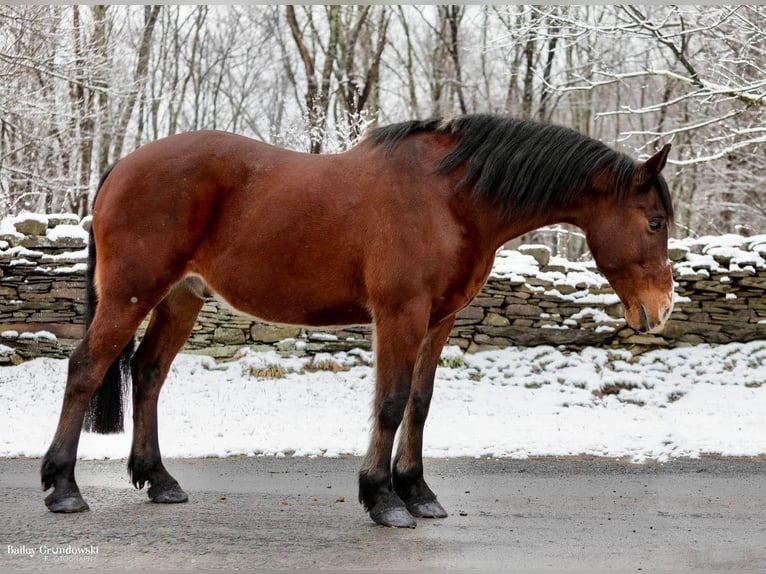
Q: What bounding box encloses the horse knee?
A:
[63,347,98,399]
[132,361,162,398]
[377,386,410,430]
[408,390,432,425]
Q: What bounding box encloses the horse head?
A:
[585,144,674,334]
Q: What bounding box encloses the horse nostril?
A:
[638,304,651,332]
[661,305,672,322]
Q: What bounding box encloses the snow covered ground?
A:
[1,341,765,461]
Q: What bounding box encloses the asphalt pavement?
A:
[1,456,765,570]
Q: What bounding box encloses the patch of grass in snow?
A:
[439,345,467,368]
[667,391,685,402]
[303,352,370,373]
[304,358,350,373]
[592,381,640,398]
[249,363,289,379]
[440,354,466,369]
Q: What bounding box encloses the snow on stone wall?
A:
[1,213,765,364]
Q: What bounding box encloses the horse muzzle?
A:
[628,298,673,334]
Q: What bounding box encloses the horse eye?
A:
[648,218,663,232]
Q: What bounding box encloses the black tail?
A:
[82,166,135,435]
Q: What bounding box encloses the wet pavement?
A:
[1,456,765,570]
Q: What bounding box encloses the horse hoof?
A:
[370,505,416,528]
[408,499,448,519]
[45,492,90,513]
[148,482,188,504]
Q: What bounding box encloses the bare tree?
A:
[440,6,467,115]
[285,5,340,154]
[0,6,105,216]
[558,6,765,234]
[111,5,160,160]
[0,5,763,237]
[334,6,390,140]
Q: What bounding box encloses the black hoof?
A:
[370,504,416,528]
[148,482,188,504]
[408,499,448,518]
[45,491,89,513]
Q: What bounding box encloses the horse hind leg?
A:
[41,297,159,512]
[392,316,455,519]
[128,276,206,504]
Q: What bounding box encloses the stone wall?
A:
[1,212,765,365]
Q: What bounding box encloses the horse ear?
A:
[635,144,671,187]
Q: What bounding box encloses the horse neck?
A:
[470,199,578,253]
[469,181,612,252]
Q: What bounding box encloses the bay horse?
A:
[41,114,674,528]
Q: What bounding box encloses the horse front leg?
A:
[359,303,429,528]
[392,315,455,518]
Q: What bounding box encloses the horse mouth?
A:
[638,304,651,333]
[634,301,672,334]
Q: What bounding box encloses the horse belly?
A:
[208,280,372,328]
[193,242,372,328]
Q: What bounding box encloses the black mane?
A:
[370,114,673,219]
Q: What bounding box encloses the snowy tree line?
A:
[0,5,763,242]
